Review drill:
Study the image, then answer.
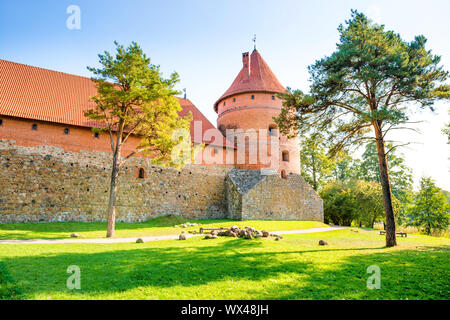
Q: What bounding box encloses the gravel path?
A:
[0,226,347,244]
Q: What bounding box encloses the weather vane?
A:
[253,34,256,50]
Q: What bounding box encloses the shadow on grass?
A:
[2,239,449,300]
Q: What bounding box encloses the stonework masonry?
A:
[226,169,323,221]
[0,139,230,223]
[0,139,323,223]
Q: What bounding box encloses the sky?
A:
[0,0,449,190]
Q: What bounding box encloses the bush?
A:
[321,180,399,227]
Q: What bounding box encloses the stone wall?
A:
[0,140,230,223]
[226,169,324,221]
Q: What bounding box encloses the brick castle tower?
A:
[214,49,300,176]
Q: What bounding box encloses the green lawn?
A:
[0,228,448,300]
[0,215,328,240]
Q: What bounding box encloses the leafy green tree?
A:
[85,42,192,237]
[358,141,414,225]
[299,133,334,191]
[332,152,360,181]
[354,180,400,228]
[320,181,358,226]
[321,179,399,227]
[275,11,449,246]
[408,177,450,235]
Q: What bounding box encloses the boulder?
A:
[319,240,328,246]
[70,233,79,238]
[244,232,253,239]
[136,238,144,243]
[179,234,187,240]
[204,234,214,239]
[261,230,269,237]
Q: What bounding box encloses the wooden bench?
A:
[379,230,407,237]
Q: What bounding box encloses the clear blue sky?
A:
[1,0,449,189]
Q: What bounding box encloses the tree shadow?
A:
[2,239,448,300]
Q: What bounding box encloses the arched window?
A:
[281,170,287,179]
[282,150,289,162]
[64,128,69,135]
[138,168,145,179]
[268,124,278,136]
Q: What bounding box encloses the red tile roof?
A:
[0,59,233,148]
[214,49,286,112]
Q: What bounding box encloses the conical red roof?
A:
[214,49,285,112]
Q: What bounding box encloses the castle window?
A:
[32,124,37,130]
[251,95,255,100]
[213,148,219,155]
[268,124,278,136]
[0,119,3,126]
[272,95,275,100]
[94,132,99,138]
[138,168,145,179]
[223,101,226,106]
[282,150,289,162]
[233,98,236,102]
[64,128,69,135]
[281,170,287,179]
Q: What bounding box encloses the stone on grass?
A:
[261,230,269,237]
[204,234,213,239]
[70,233,79,238]
[179,234,187,240]
[136,238,144,243]
[319,240,328,246]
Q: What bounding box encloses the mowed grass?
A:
[0,215,327,240]
[0,229,448,300]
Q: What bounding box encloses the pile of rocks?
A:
[203,226,282,240]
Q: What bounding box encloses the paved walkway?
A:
[0,226,346,244]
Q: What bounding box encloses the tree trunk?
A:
[373,122,397,247]
[106,158,119,238]
[106,132,123,238]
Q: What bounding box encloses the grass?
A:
[0,215,328,240]
[0,228,448,300]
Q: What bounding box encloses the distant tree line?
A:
[299,135,449,235]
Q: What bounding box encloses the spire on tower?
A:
[252,34,256,50]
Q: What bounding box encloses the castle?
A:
[0,49,323,223]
